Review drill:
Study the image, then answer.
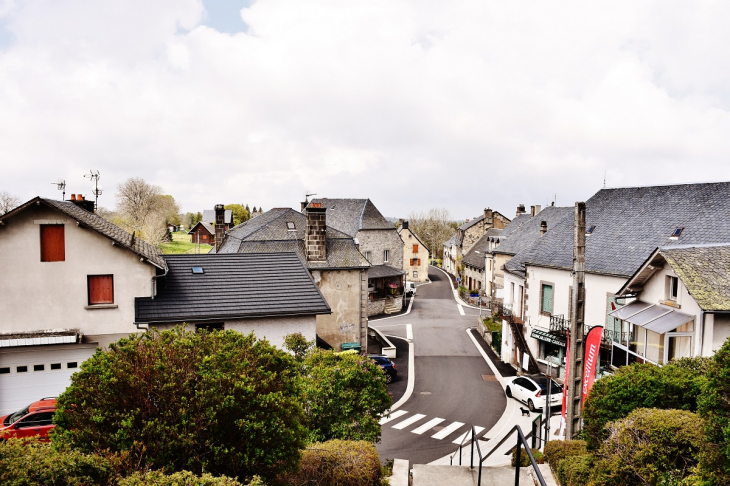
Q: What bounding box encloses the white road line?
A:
[457,304,465,315]
[431,421,465,440]
[379,410,408,425]
[452,426,485,444]
[406,323,413,341]
[392,413,426,430]
[411,417,445,435]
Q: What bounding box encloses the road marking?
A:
[452,426,485,444]
[431,421,465,440]
[457,304,465,315]
[392,413,426,430]
[406,323,413,341]
[411,417,445,435]
[379,410,408,425]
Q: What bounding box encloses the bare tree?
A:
[0,192,21,215]
[406,208,456,259]
[116,178,179,246]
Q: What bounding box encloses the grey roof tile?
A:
[662,244,730,311]
[462,229,503,270]
[309,198,394,236]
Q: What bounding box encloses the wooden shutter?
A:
[40,225,65,262]
[88,275,114,304]
[413,244,419,253]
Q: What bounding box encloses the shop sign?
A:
[530,329,566,347]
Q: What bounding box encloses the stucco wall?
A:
[310,269,365,351]
[357,229,404,269]
[400,228,429,281]
[712,314,730,354]
[0,204,156,338]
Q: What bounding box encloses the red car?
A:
[0,398,57,441]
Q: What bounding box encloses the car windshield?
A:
[6,405,30,425]
[533,378,563,394]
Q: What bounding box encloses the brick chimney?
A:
[214,204,225,252]
[516,204,526,217]
[306,203,327,262]
[540,220,548,236]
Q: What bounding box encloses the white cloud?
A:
[1,0,729,219]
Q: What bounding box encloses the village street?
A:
[373,267,507,465]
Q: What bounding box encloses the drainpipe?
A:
[150,266,169,300]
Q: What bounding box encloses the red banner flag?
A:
[581,326,603,406]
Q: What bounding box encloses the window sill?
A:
[85,304,118,310]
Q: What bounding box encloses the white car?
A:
[505,375,563,412]
[405,281,416,297]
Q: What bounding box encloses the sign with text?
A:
[581,326,603,405]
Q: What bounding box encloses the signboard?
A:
[522,352,530,371]
[530,328,567,347]
[581,326,603,405]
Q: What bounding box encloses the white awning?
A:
[610,300,694,334]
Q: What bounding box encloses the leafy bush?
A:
[276,440,383,486]
[697,337,730,485]
[302,349,391,443]
[590,408,705,486]
[556,454,592,486]
[53,328,307,482]
[118,470,261,486]
[543,440,588,472]
[510,447,544,467]
[582,363,707,449]
[0,439,123,486]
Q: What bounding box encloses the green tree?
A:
[53,328,307,482]
[582,361,707,450]
[195,211,203,224]
[225,204,250,226]
[697,338,730,484]
[300,350,391,443]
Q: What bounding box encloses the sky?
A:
[1,0,730,220]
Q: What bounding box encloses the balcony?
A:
[548,314,614,348]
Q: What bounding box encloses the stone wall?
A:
[356,228,404,269]
[305,207,327,261]
[310,268,364,351]
[400,228,429,281]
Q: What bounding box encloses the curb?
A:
[429,265,484,311]
[383,334,415,412]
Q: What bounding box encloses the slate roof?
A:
[462,228,503,270]
[216,208,369,269]
[202,209,233,225]
[662,244,730,311]
[490,213,532,242]
[188,221,214,235]
[1,197,166,269]
[458,211,510,232]
[368,264,406,278]
[135,253,331,323]
[511,182,730,278]
[498,206,573,259]
[444,232,461,248]
[308,198,394,237]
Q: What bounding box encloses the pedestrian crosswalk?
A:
[379,410,487,443]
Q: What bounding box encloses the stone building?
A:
[443,208,511,280]
[398,221,430,282]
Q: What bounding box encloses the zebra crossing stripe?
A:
[431,421,465,440]
[410,417,445,435]
[452,426,485,444]
[392,413,426,430]
[379,410,408,425]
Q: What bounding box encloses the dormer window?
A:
[586,225,596,235]
[286,222,296,231]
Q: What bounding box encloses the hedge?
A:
[555,454,592,486]
[118,471,262,486]
[510,447,545,467]
[543,440,588,473]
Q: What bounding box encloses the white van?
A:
[405,281,416,297]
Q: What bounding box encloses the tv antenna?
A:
[84,170,102,210]
[51,179,66,200]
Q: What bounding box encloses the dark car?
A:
[0,397,57,441]
[369,355,397,384]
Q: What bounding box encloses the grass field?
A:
[159,231,212,254]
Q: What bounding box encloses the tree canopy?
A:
[405,207,456,258]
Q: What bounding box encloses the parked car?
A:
[369,355,397,384]
[405,281,416,297]
[0,397,57,441]
[505,375,562,412]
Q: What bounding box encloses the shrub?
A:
[582,362,707,449]
[276,440,382,486]
[556,454,592,486]
[697,337,730,485]
[0,439,123,486]
[53,328,307,482]
[510,447,544,467]
[543,440,588,472]
[590,408,705,486]
[302,349,392,443]
[118,470,262,486]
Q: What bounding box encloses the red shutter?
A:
[413,244,419,253]
[40,225,65,262]
[88,275,114,304]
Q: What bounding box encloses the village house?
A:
[461,228,503,298]
[398,221,429,282]
[187,207,233,246]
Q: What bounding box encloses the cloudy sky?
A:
[1,0,729,220]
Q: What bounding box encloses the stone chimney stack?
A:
[306,203,327,262]
[214,204,225,253]
[484,208,493,228]
[530,205,542,217]
[540,220,548,236]
[516,204,526,217]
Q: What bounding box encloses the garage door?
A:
[0,345,98,416]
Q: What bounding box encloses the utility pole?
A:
[566,202,586,439]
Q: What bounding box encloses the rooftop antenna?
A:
[51,179,66,200]
[84,170,102,210]
[603,171,607,189]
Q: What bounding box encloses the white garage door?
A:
[0,345,98,416]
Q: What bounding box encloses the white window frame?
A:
[383,249,389,263]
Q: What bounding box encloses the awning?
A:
[610,300,695,335]
[368,265,406,279]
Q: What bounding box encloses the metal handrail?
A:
[473,425,547,486]
[449,425,477,468]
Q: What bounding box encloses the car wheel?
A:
[385,373,393,384]
[528,399,537,412]
[505,386,512,398]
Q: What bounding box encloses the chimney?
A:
[214,204,225,252]
[540,220,548,236]
[306,203,327,262]
[484,208,493,225]
[300,197,309,212]
[402,220,409,230]
[530,205,541,217]
[70,193,95,212]
[70,194,77,201]
[516,204,526,216]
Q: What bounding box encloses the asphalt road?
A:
[373,267,507,465]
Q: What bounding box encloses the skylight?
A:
[586,225,596,235]
[192,267,204,274]
[286,222,296,231]
[671,227,684,238]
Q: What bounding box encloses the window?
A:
[413,271,418,278]
[383,250,389,262]
[88,275,114,305]
[586,225,596,235]
[671,227,684,238]
[192,267,204,274]
[0,367,9,374]
[410,258,421,266]
[413,244,419,253]
[50,363,61,370]
[40,224,65,262]
[364,251,371,262]
[67,362,77,368]
[202,234,208,240]
[33,364,44,371]
[540,283,554,315]
[286,222,296,231]
[17,366,27,373]
[667,276,679,301]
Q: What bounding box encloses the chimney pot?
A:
[71,194,76,201]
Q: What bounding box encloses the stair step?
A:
[412,464,532,486]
